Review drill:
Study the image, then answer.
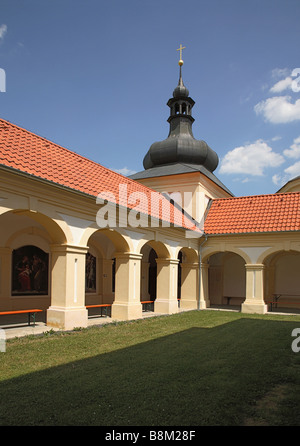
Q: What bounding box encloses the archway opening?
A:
[85,228,130,317]
[208,252,246,309]
[0,209,69,327]
[140,244,158,312]
[140,240,171,312]
[264,250,300,313]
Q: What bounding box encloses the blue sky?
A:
[0,0,300,197]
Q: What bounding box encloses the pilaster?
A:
[47,244,89,330]
[154,258,179,314]
[111,253,143,320]
[241,264,267,314]
[180,262,199,310]
[199,262,210,309]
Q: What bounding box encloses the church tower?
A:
[130,45,233,224]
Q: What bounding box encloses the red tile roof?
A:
[205,192,300,234]
[0,118,199,232]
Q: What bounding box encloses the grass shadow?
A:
[0,315,300,426]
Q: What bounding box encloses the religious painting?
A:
[85,253,96,293]
[12,245,49,295]
[148,249,157,300]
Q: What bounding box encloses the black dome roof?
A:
[143,68,219,173]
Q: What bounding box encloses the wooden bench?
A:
[267,294,300,312]
[86,304,111,317]
[141,301,154,312]
[223,296,244,306]
[0,309,43,327]
[141,299,181,311]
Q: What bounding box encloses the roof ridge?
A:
[0,117,200,232]
[211,190,300,202]
[0,117,156,195]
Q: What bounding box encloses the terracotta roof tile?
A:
[0,118,199,232]
[205,193,300,234]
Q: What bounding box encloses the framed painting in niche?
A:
[86,252,96,293]
[12,245,49,295]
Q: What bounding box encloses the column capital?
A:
[50,244,89,255]
[180,262,199,269]
[114,252,143,261]
[0,247,12,255]
[245,263,265,271]
[155,258,179,266]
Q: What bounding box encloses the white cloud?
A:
[270,76,293,93]
[219,140,284,176]
[0,24,7,40]
[112,166,137,176]
[284,160,300,178]
[272,161,300,187]
[272,173,285,186]
[283,136,300,159]
[254,96,300,124]
[271,68,290,79]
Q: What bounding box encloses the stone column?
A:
[241,264,267,314]
[111,253,142,321]
[155,258,179,314]
[47,244,88,330]
[199,262,210,309]
[180,262,199,310]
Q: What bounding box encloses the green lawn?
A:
[1,310,300,426]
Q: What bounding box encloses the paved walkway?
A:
[0,310,166,340]
[1,306,299,340]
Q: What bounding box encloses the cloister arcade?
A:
[1,185,300,332]
[0,200,200,330]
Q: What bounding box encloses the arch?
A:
[263,250,300,311]
[0,210,67,313]
[177,246,198,264]
[258,245,300,265]
[1,209,67,245]
[138,239,171,259]
[85,228,132,308]
[140,243,158,302]
[207,251,246,308]
[177,247,198,305]
[84,227,131,254]
[5,226,52,252]
[202,247,251,264]
[139,240,172,306]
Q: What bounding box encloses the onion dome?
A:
[143,53,219,173]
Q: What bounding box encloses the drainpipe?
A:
[198,234,208,310]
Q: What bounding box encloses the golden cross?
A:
[176,44,186,65]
